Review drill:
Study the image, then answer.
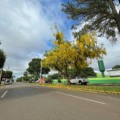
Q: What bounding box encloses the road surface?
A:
[0,82,120,120]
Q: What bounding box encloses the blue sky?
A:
[0,0,120,77]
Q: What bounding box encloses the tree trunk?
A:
[115,15,120,33]
[109,0,120,32]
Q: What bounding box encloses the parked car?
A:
[69,77,88,85]
[35,79,40,83]
[29,79,35,83]
[5,79,12,85]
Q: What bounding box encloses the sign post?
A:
[98,59,105,77]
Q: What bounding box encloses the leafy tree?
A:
[71,33,106,73]
[42,67,50,75]
[16,76,33,83]
[112,65,120,69]
[2,71,13,79]
[47,73,61,80]
[43,27,106,79]
[62,0,120,42]
[16,77,23,82]
[27,58,50,78]
[6,71,13,78]
[23,76,30,82]
[23,71,30,82]
[23,71,28,77]
[0,49,6,83]
[43,29,73,78]
[27,58,41,76]
[0,49,6,68]
[47,73,62,83]
[79,67,96,78]
[68,67,96,78]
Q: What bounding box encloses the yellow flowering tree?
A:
[43,29,72,77]
[72,33,106,73]
[43,27,106,79]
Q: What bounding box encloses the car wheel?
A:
[79,81,82,85]
[69,82,71,85]
[84,82,87,85]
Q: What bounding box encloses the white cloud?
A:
[0,0,64,77]
[0,0,120,77]
[90,35,120,73]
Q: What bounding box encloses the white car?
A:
[5,79,12,85]
[35,79,40,83]
[69,77,88,85]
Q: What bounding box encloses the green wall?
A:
[52,77,120,84]
[88,77,120,84]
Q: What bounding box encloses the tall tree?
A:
[68,67,96,78]
[62,0,120,42]
[112,64,120,69]
[0,49,6,83]
[2,70,13,79]
[27,58,41,76]
[0,49,6,68]
[43,27,106,79]
[23,71,28,77]
[27,58,50,78]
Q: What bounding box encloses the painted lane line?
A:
[56,92,106,105]
[1,90,8,98]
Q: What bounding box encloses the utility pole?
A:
[40,59,42,80]
[0,68,3,84]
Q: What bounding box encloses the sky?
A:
[0,0,120,77]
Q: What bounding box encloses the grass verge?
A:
[0,84,5,88]
[38,84,120,95]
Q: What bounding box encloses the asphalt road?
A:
[0,82,120,120]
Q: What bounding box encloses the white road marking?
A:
[56,92,106,105]
[1,90,8,98]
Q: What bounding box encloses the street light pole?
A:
[40,59,42,79]
[0,68,3,84]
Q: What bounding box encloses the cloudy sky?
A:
[0,0,120,77]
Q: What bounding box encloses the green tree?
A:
[23,71,30,82]
[79,67,96,78]
[62,0,120,42]
[0,49,6,83]
[27,58,50,78]
[0,49,6,68]
[112,65,120,69]
[24,71,28,77]
[27,58,41,76]
[47,73,61,80]
[2,71,13,79]
[1,70,13,84]
[23,76,30,82]
[47,73,62,83]
[68,67,96,78]
[16,77,23,82]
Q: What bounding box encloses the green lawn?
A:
[88,77,120,84]
[70,85,120,93]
